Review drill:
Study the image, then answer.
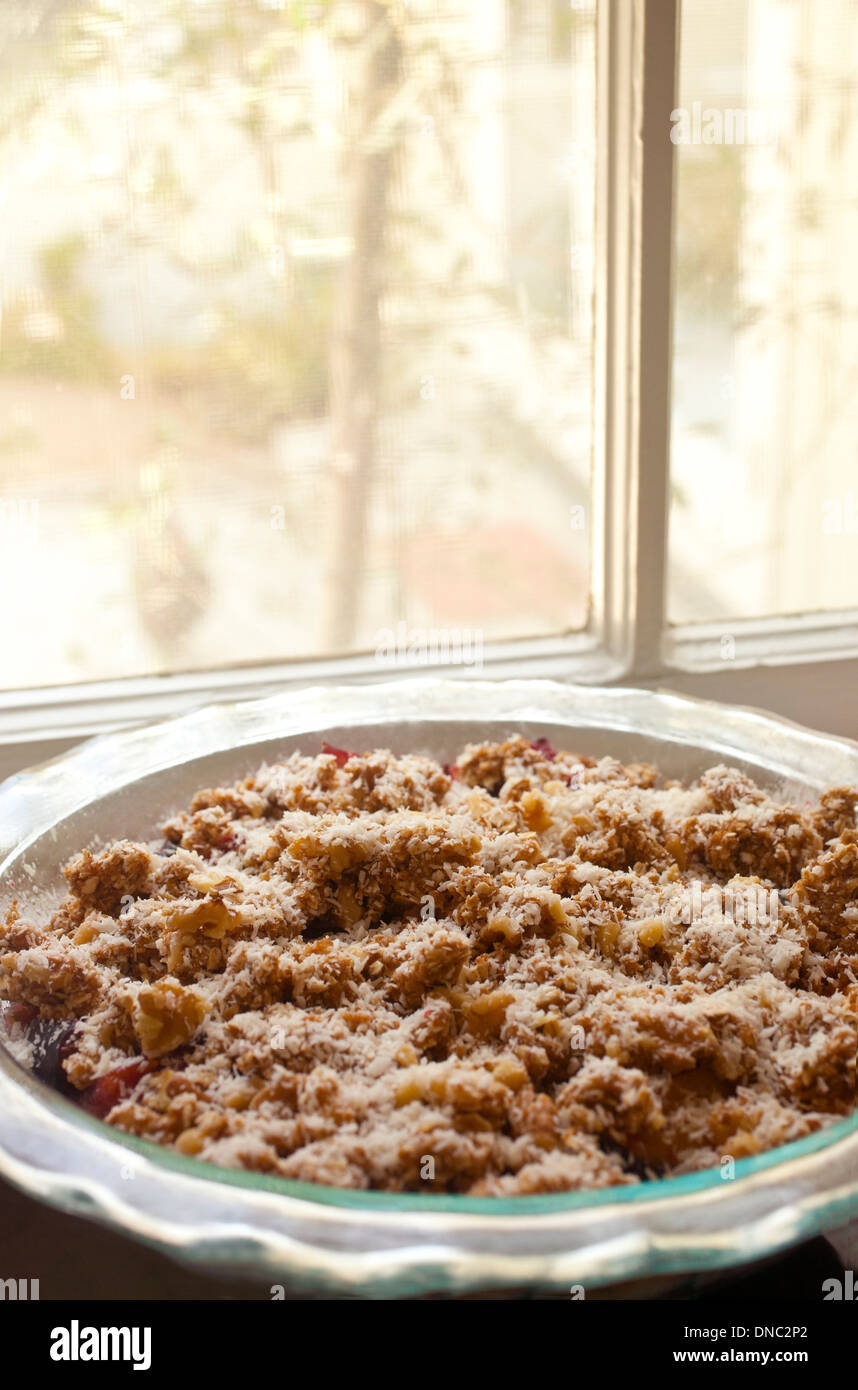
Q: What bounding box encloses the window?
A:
[0,0,596,690]
[2,0,858,762]
[671,0,858,624]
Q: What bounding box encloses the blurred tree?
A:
[326,0,402,650]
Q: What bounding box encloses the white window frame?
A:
[3,0,858,778]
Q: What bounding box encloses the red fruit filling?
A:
[321,741,359,768]
[530,737,557,762]
[80,1058,155,1120]
[3,1002,39,1030]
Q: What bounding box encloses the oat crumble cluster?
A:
[1,737,856,1195]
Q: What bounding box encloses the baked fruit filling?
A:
[1,737,856,1194]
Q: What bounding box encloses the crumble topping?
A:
[1,736,855,1194]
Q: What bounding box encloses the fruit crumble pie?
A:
[1,737,856,1195]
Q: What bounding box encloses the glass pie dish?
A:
[0,677,856,1298]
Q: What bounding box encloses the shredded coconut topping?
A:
[1,738,855,1194]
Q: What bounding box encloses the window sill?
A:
[2,622,857,786]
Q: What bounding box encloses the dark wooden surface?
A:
[0,1173,275,1300]
[1,1171,854,1301]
